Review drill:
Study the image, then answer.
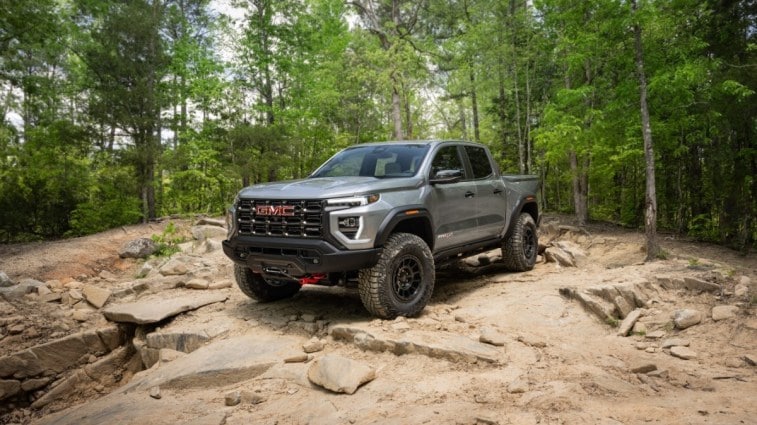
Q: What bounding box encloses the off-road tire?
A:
[502,213,538,272]
[358,233,435,319]
[234,264,300,302]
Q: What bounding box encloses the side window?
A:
[465,146,493,179]
[430,146,465,177]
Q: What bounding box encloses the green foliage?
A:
[150,222,185,257]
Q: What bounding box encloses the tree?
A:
[83,0,169,220]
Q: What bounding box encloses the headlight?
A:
[326,194,380,209]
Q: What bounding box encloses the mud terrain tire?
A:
[502,213,538,272]
[234,264,301,302]
[358,233,435,319]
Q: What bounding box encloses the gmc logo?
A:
[255,205,296,216]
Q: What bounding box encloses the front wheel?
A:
[501,213,538,272]
[358,233,435,319]
[234,264,301,302]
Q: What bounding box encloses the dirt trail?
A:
[0,217,755,425]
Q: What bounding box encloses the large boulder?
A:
[673,309,702,330]
[191,225,227,241]
[118,238,158,259]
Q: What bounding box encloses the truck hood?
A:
[237,176,422,199]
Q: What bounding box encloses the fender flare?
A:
[374,206,434,249]
[502,197,539,241]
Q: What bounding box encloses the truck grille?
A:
[237,199,324,238]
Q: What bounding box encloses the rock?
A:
[146,329,210,353]
[613,296,634,319]
[37,285,52,296]
[479,328,507,347]
[553,240,587,263]
[711,305,738,321]
[673,309,702,330]
[390,322,411,331]
[126,335,301,391]
[119,238,158,259]
[725,357,746,368]
[284,354,310,363]
[632,322,647,335]
[137,262,155,279]
[0,272,12,287]
[102,293,227,325]
[303,338,324,353]
[207,280,232,290]
[683,277,720,293]
[670,346,697,360]
[185,278,209,290]
[617,309,642,337]
[225,390,241,406]
[630,363,657,374]
[661,338,690,349]
[191,225,227,242]
[196,217,226,228]
[149,387,162,400]
[39,292,62,303]
[0,379,21,400]
[646,330,665,339]
[8,324,25,335]
[159,349,185,363]
[332,326,501,364]
[159,258,189,276]
[21,377,51,392]
[734,284,749,298]
[744,354,756,366]
[72,310,90,322]
[241,390,266,405]
[99,270,118,281]
[202,239,222,253]
[516,334,547,348]
[307,355,376,395]
[301,314,317,323]
[0,278,45,301]
[82,284,112,309]
[507,378,528,394]
[544,246,576,267]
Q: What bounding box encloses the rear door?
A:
[463,145,508,240]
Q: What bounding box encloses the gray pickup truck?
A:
[223,140,540,319]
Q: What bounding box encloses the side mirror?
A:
[430,169,463,185]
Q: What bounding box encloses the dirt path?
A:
[0,217,755,425]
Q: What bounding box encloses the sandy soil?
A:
[0,216,755,425]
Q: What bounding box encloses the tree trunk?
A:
[391,83,403,140]
[469,69,480,142]
[632,0,660,261]
[570,152,589,226]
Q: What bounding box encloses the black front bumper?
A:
[223,236,381,277]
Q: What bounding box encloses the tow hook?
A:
[299,273,327,285]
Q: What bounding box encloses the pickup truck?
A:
[223,140,540,319]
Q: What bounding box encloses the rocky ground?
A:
[0,216,755,425]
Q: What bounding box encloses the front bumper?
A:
[222,236,381,277]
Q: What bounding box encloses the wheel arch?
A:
[374,207,434,251]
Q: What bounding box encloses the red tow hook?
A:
[299,273,327,285]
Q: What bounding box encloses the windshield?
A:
[311,144,430,178]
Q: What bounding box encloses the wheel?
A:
[502,213,538,272]
[358,233,435,319]
[233,264,300,302]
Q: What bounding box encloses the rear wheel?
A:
[358,233,435,319]
[502,213,538,272]
[234,264,300,302]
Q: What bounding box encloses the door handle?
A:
[464,191,475,198]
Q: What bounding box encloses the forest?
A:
[0,0,754,252]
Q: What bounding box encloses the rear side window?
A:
[465,146,493,179]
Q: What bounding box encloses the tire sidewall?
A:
[384,241,434,312]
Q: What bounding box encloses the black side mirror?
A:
[430,169,463,185]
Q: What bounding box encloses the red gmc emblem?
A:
[255,205,296,216]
